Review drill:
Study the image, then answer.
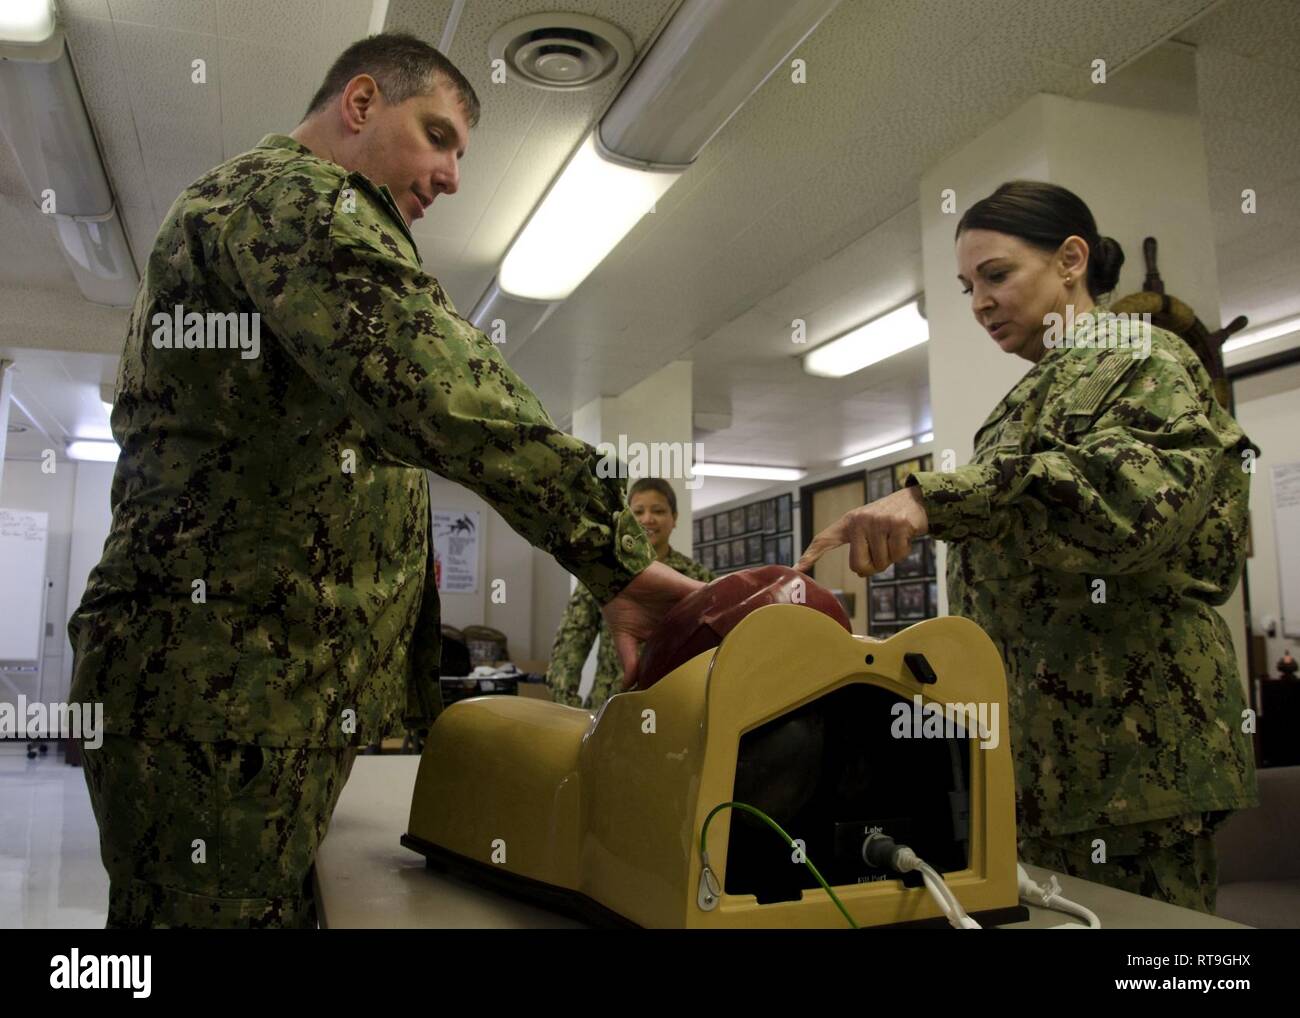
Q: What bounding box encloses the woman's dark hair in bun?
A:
[956,180,1125,297]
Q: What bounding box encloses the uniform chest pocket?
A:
[974,415,1029,462]
[995,420,1024,450]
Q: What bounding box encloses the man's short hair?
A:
[629,477,677,516]
[305,32,481,128]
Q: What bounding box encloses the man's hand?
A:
[796,486,930,577]
[601,562,706,691]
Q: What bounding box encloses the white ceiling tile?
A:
[1193,46,1300,129]
[217,37,321,156]
[109,21,223,217]
[0,195,78,291]
[61,0,113,20]
[117,200,160,272]
[1176,0,1300,72]
[63,13,157,211]
[0,129,31,198]
[105,0,219,34]
[316,0,381,79]
[217,0,323,44]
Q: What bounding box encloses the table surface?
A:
[315,756,1248,930]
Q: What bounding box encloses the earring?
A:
[1064,275,1073,286]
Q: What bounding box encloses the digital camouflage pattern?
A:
[910,305,1259,845]
[83,735,357,928]
[68,134,655,748]
[547,547,712,710]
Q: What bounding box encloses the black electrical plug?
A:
[862,832,898,869]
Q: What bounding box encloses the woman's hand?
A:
[796,486,930,577]
[601,562,706,690]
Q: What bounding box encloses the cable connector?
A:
[1016,864,1101,929]
[697,852,720,911]
[862,832,979,929]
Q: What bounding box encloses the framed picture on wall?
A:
[729,508,745,536]
[693,520,702,545]
[869,624,899,640]
[867,467,894,503]
[776,494,792,533]
[762,499,777,534]
[746,534,763,564]
[870,585,897,621]
[896,541,926,578]
[716,512,730,539]
[763,535,779,564]
[897,581,926,619]
[730,538,746,566]
[921,537,933,574]
[745,503,762,534]
[874,559,896,581]
[716,542,730,569]
[928,580,939,615]
[702,516,715,543]
[700,544,715,571]
[777,534,793,565]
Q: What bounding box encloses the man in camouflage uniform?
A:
[802,305,1258,913]
[547,478,713,710]
[69,34,699,928]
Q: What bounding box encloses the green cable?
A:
[700,800,859,929]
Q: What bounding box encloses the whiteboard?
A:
[1274,463,1300,639]
[0,508,49,663]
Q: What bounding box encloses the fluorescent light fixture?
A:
[498,132,681,301]
[803,300,929,378]
[692,463,806,481]
[840,437,913,468]
[919,431,934,443]
[1222,314,1300,354]
[66,439,119,462]
[0,0,55,45]
[0,24,139,303]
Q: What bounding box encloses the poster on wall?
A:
[433,510,480,594]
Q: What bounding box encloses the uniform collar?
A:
[256,134,421,264]
[1038,298,1116,364]
[662,546,690,568]
[257,133,315,156]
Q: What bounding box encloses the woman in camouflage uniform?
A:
[800,181,1257,914]
[547,478,714,710]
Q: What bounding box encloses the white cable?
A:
[1017,864,1101,929]
[892,846,981,929]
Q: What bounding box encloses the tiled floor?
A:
[0,742,109,928]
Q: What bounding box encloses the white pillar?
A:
[571,359,696,554]
[919,44,1248,687]
[564,360,695,699]
[0,360,13,497]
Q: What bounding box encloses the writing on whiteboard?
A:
[0,509,46,541]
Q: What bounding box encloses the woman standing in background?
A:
[548,478,714,710]
[799,181,1258,913]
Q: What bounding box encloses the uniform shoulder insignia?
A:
[1064,352,1143,417]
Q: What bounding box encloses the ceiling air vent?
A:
[488,13,633,91]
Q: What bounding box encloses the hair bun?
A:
[1090,235,1125,295]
